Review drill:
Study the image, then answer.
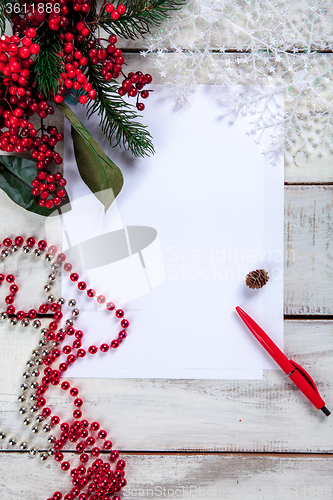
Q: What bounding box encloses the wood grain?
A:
[0,452,332,500]
[284,186,333,315]
[1,7,333,493]
[107,1,333,51]
[0,321,332,453]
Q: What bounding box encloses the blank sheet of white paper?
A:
[59,85,284,380]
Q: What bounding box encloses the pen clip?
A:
[289,359,321,396]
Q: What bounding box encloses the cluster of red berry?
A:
[0,29,67,209]
[119,71,152,110]
[30,127,67,210]
[1,0,153,210]
[90,34,124,80]
[105,3,126,19]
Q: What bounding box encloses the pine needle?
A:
[34,32,64,97]
[99,0,186,39]
[0,0,8,35]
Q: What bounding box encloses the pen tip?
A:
[321,406,331,417]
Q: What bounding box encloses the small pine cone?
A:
[245,269,269,289]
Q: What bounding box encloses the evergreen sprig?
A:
[34,32,63,97]
[0,0,8,35]
[85,60,155,157]
[98,0,186,39]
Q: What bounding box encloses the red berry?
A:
[97,49,107,60]
[117,4,126,14]
[122,79,132,91]
[64,43,73,54]
[45,199,54,209]
[25,28,37,38]
[137,103,145,111]
[79,95,88,104]
[81,3,90,13]
[105,4,114,13]
[53,197,61,206]
[111,10,119,19]
[40,191,49,200]
[65,33,74,42]
[130,74,139,83]
[30,44,40,55]
[107,44,116,55]
[88,89,97,99]
[57,189,66,198]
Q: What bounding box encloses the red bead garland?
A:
[0,236,131,500]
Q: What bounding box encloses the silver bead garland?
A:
[0,243,79,461]
[0,236,125,468]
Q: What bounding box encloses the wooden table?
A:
[1,5,333,499]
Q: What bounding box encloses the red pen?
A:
[235,306,330,416]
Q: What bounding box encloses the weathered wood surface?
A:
[1,3,333,497]
[1,452,333,500]
[109,1,333,50]
[0,321,332,453]
[284,186,333,315]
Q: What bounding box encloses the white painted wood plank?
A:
[0,452,332,500]
[110,1,333,50]
[284,186,333,314]
[0,321,332,453]
[285,146,333,184]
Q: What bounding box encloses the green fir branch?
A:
[34,32,64,97]
[85,60,154,157]
[98,0,186,39]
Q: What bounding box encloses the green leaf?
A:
[57,102,124,212]
[0,155,69,216]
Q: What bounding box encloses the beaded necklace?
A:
[0,236,130,500]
